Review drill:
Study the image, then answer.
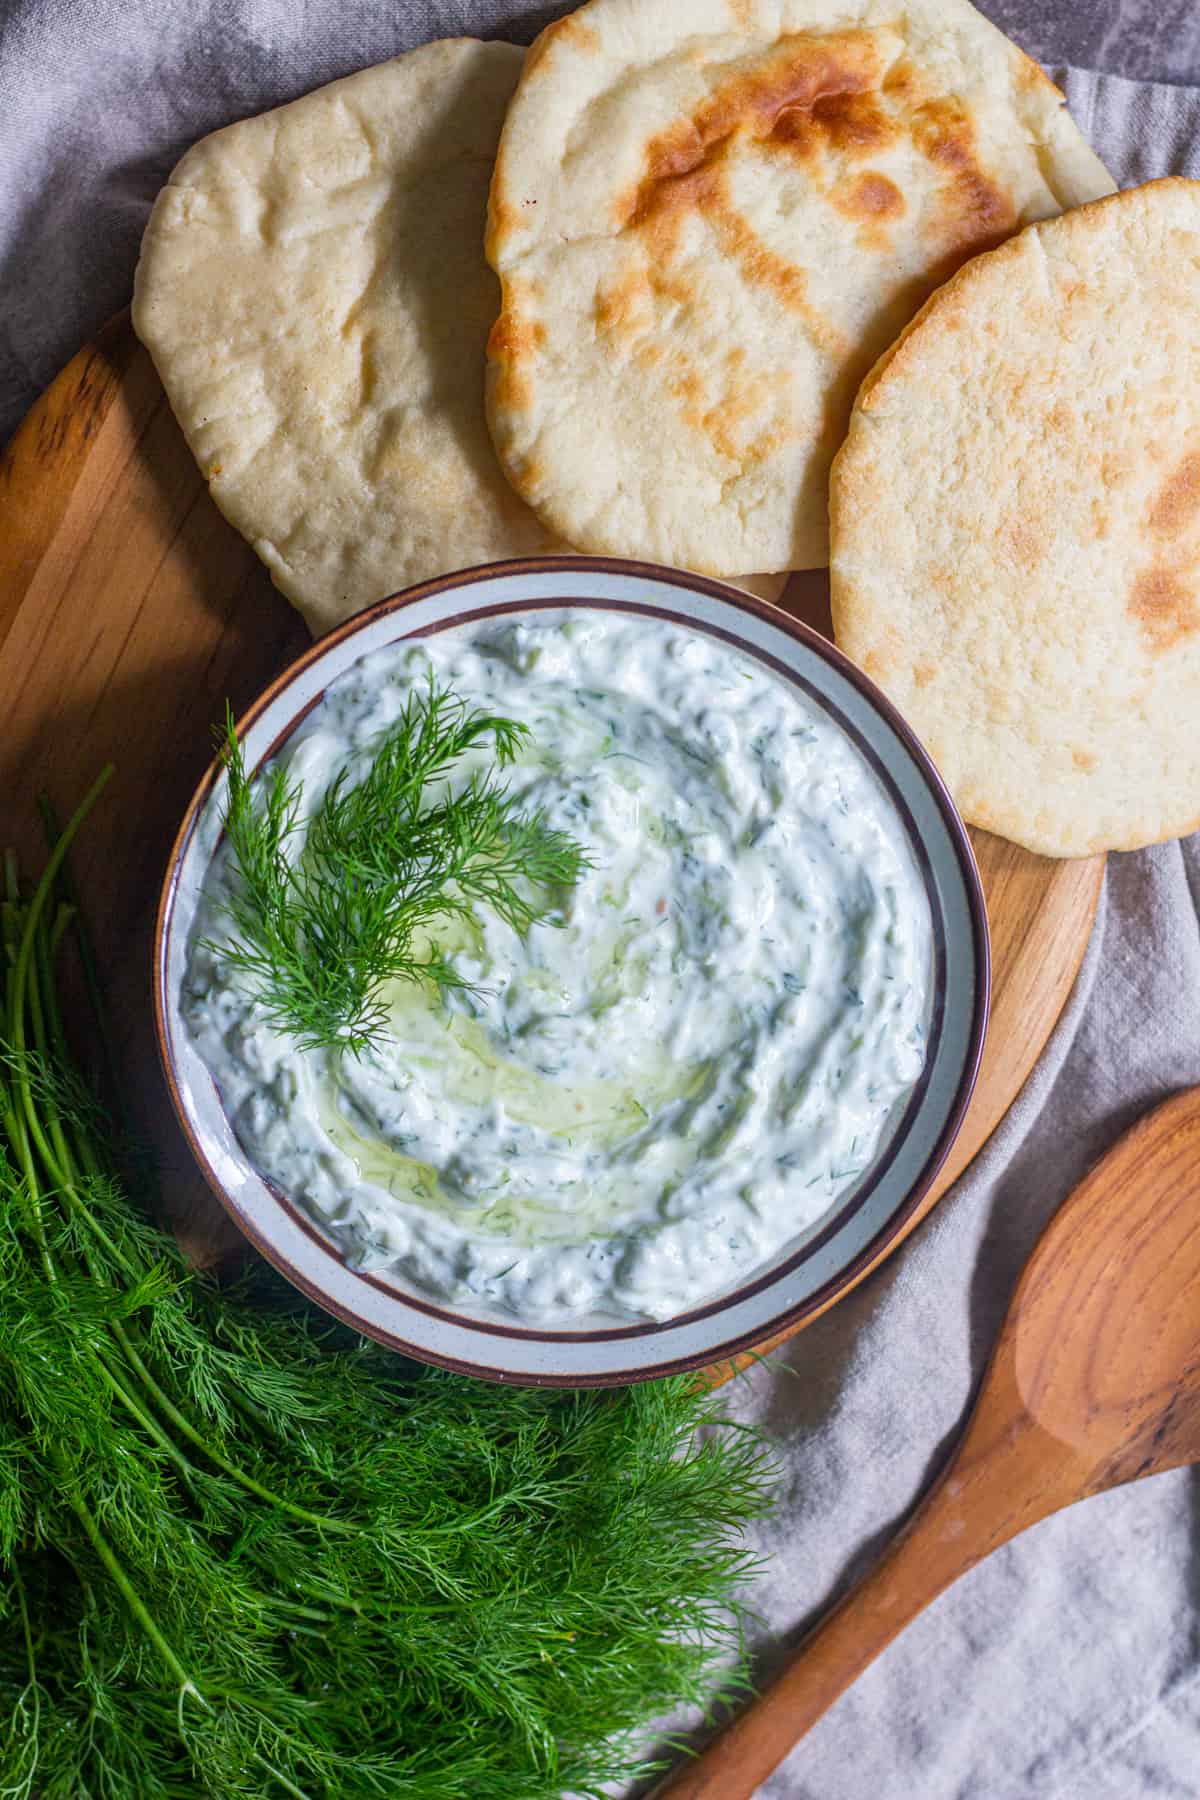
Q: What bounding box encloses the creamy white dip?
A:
[184,610,932,1322]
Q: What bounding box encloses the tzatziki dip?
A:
[184,610,932,1322]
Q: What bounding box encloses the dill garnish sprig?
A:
[0,782,776,1799]
[211,677,589,1054]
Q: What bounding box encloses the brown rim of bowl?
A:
[154,556,990,1386]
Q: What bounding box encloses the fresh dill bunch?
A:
[0,781,776,1800]
[210,676,590,1054]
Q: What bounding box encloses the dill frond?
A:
[209,680,589,1054]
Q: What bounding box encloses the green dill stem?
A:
[0,1059,53,1284]
[62,1478,196,1693]
[37,794,116,1066]
[69,1488,306,1800]
[8,882,316,1800]
[92,1342,206,1485]
[0,876,41,1242]
[30,908,109,1194]
[4,771,222,1778]
[38,1144,138,1280]
[34,901,76,1076]
[12,915,135,1285]
[9,870,140,1280]
[5,769,111,1245]
[109,1327,352,1535]
[7,1563,39,1800]
[40,791,144,1174]
[8,767,113,1068]
[239,1755,310,1800]
[19,806,355,1538]
[25,896,339,1535]
[15,861,342,1536]
[11,900,195,1564]
[16,923,74,1192]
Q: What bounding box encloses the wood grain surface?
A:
[0,317,1106,1347]
[653,1083,1200,1799]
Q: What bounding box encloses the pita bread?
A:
[831,179,1200,858]
[485,0,1113,579]
[134,41,559,636]
[133,41,780,635]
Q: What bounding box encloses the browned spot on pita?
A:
[621,143,848,356]
[595,261,791,464]
[1148,451,1200,538]
[1072,748,1097,772]
[621,145,722,265]
[928,564,960,595]
[708,185,818,320]
[835,169,905,221]
[881,58,919,102]
[668,347,793,468]
[706,30,883,149]
[646,265,697,311]
[613,31,1013,363]
[486,170,521,261]
[1100,448,1133,491]
[669,365,706,420]
[1129,565,1200,652]
[526,11,600,74]
[594,266,653,337]
[774,89,894,160]
[913,660,936,688]
[617,30,884,230]
[487,303,545,411]
[1005,519,1044,571]
[1014,51,1063,102]
[912,96,1015,256]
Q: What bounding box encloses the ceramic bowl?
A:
[156,558,989,1385]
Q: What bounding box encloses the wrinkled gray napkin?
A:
[2,7,1198,1794]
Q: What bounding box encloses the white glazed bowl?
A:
[156,559,989,1385]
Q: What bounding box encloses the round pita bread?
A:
[134,41,555,636]
[485,0,1113,579]
[133,39,781,633]
[831,179,1200,858]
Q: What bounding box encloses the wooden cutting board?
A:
[0,315,1105,1366]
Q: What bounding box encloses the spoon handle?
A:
[648,1404,1069,1800]
[653,1086,1200,1799]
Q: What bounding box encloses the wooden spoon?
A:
[652,1085,1200,1800]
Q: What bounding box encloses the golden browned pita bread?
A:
[831,179,1200,857]
[485,0,1113,579]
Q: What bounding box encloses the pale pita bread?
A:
[485,0,1113,579]
[133,41,781,634]
[133,41,558,636]
[831,179,1200,858]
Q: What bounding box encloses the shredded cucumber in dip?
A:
[184,611,932,1322]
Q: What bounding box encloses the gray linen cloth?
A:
[2,6,1198,1794]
